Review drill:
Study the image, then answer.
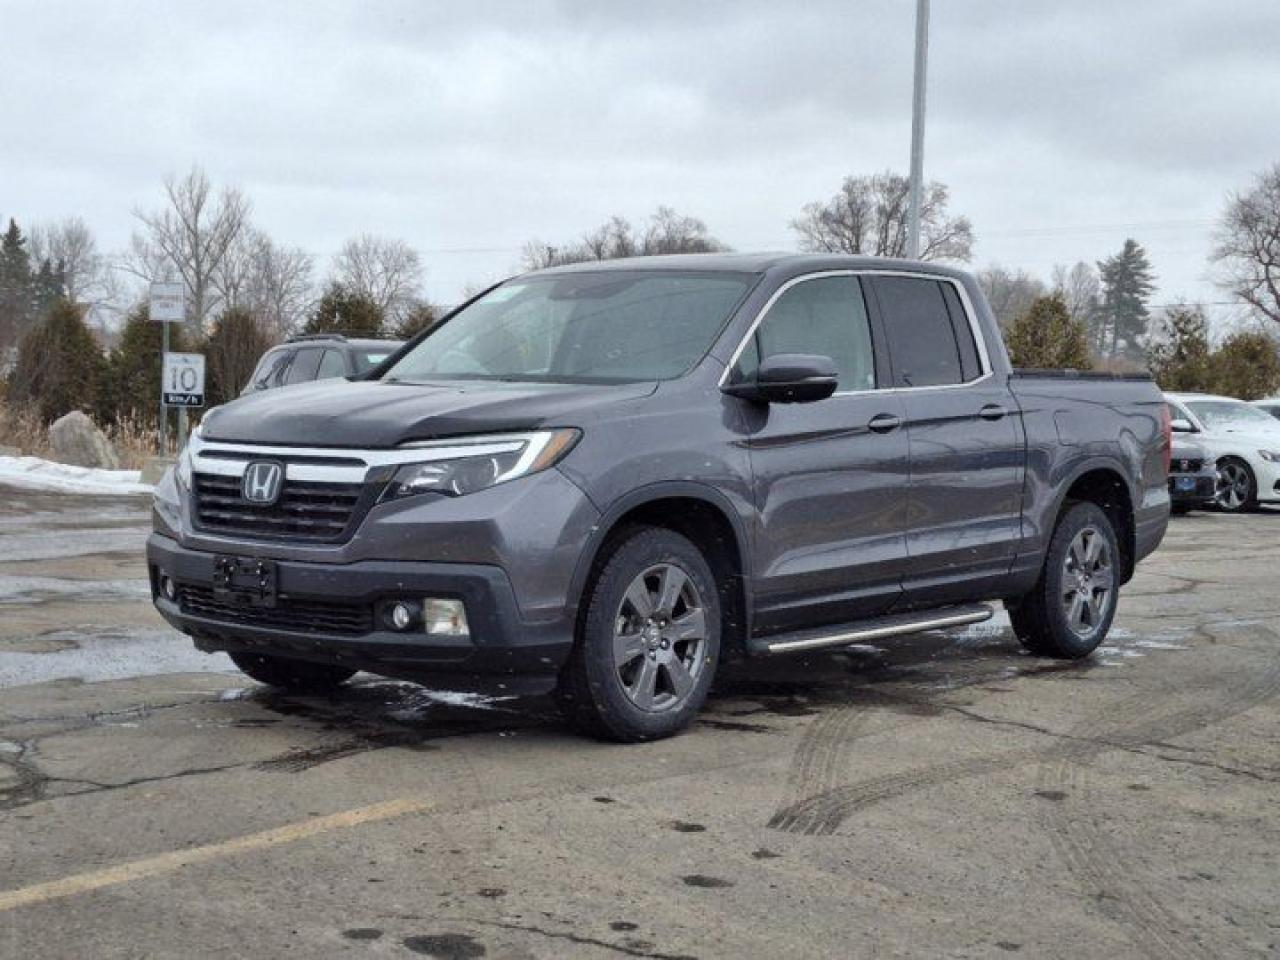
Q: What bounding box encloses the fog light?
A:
[160,576,177,601]
[423,599,469,637]
[389,602,415,631]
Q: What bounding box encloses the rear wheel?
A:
[557,527,720,742]
[1214,458,1257,513]
[229,651,355,691]
[1009,502,1120,659]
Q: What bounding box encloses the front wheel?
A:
[557,526,721,742]
[1214,458,1257,513]
[229,651,356,691]
[1009,501,1120,659]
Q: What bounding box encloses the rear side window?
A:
[317,349,346,380]
[734,275,875,391]
[939,283,982,382]
[873,277,978,388]
[285,348,323,384]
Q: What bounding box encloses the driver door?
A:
[730,274,911,635]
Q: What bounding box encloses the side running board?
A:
[749,603,994,655]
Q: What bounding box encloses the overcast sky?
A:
[3,0,1278,319]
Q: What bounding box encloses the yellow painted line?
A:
[0,796,430,913]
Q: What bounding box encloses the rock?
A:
[0,444,21,458]
[48,411,121,469]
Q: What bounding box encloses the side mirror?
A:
[1170,418,1196,433]
[723,353,838,404]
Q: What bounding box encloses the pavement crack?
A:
[458,917,699,960]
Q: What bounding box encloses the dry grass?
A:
[0,404,162,470]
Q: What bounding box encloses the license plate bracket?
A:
[212,555,278,608]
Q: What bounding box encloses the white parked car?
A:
[1165,392,1280,513]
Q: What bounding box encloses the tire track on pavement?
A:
[1033,651,1280,960]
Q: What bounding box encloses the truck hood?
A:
[200,378,658,448]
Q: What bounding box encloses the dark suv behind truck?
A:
[149,254,1170,741]
[242,334,403,394]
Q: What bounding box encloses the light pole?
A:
[906,0,930,260]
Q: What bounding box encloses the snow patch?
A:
[0,455,153,496]
[0,628,234,688]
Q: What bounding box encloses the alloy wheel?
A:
[613,563,708,712]
[1215,461,1251,511]
[1061,526,1114,639]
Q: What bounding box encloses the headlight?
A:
[382,429,580,500]
[1259,450,1280,462]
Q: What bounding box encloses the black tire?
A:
[1008,501,1120,659]
[1214,457,1257,513]
[229,651,356,691]
[557,526,721,742]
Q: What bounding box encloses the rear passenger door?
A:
[866,275,1025,604]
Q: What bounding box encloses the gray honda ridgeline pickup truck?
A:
[149,254,1170,741]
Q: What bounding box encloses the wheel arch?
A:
[568,483,752,657]
[1055,464,1136,583]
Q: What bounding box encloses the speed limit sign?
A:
[162,353,205,407]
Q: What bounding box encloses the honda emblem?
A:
[241,461,284,505]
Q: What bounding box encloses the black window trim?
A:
[719,269,993,396]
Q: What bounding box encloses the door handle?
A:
[868,413,902,434]
[979,404,1007,421]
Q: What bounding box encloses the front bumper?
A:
[1168,473,1216,505]
[147,533,573,694]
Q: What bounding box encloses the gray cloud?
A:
[2,0,1276,311]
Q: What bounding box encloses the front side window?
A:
[285,349,322,384]
[383,271,755,384]
[317,349,346,380]
[874,277,977,388]
[733,275,875,391]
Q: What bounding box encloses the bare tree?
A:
[125,166,251,333]
[213,228,313,338]
[1212,162,1280,326]
[331,234,422,323]
[791,171,974,262]
[1051,261,1102,329]
[522,207,727,270]
[976,265,1045,330]
[28,217,106,304]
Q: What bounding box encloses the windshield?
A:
[382,270,755,384]
[1186,399,1278,429]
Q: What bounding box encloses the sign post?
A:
[149,282,187,456]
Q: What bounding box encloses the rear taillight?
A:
[1160,404,1172,476]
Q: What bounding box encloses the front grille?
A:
[179,584,373,636]
[1173,458,1204,474]
[192,472,367,541]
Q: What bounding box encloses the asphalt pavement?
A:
[1,486,1277,959]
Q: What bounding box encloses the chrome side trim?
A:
[718,268,994,391]
[763,604,994,654]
